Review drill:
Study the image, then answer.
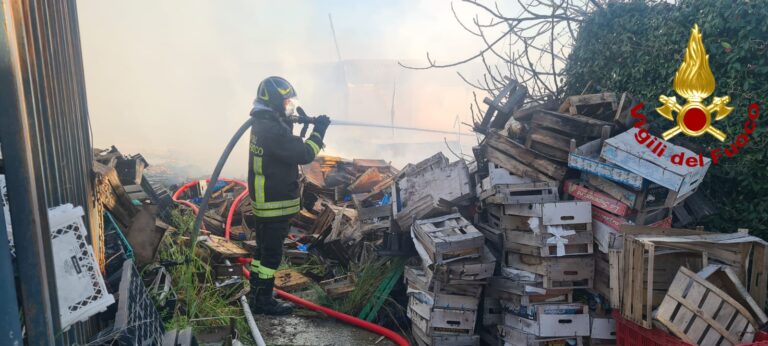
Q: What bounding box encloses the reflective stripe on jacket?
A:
[248,109,323,219]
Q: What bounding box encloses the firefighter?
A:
[245,76,330,315]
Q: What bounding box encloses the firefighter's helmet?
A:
[255,76,298,116]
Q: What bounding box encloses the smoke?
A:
[77,0,486,182]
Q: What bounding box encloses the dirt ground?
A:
[252,313,399,346]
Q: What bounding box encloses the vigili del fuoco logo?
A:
[629,24,760,166]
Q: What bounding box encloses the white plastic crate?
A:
[49,204,115,331]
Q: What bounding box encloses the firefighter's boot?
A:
[248,277,293,316]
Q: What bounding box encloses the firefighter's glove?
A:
[313,115,331,138]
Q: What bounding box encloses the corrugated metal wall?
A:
[1,0,99,344]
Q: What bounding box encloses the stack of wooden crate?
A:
[405,213,496,346]
[474,159,594,345]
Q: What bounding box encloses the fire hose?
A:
[172,115,410,346]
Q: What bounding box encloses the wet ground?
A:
[253,312,398,346]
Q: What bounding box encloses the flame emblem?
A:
[656,24,732,141]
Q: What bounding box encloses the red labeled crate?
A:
[738,331,768,345]
[613,311,691,346]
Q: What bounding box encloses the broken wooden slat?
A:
[697,265,768,326]
[655,266,757,345]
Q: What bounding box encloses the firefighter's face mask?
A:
[283,97,299,117]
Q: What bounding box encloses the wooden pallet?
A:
[201,235,249,258]
[655,267,758,345]
[505,253,594,289]
[412,214,484,264]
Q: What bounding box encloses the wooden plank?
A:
[486,131,566,180]
[698,265,768,325]
[749,243,767,311]
[583,173,639,207]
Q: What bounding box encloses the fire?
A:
[673,24,715,102]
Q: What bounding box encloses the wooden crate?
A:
[405,265,485,298]
[431,245,497,283]
[493,201,592,228]
[592,206,671,232]
[601,127,710,198]
[530,109,614,138]
[484,131,567,182]
[655,267,758,345]
[487,275,572,302]
[502,303,591,337]
[413,213,484,264]
[480,181,559,205]
[582,173,683,211]
[564,180,630,216]
[590,314,617,340]
[620,232,768,329]
[411,325,480,346]
[482,297,503,327]
[484,162,534,188]
[408,290,479,336]
[568,138,644,190]
[524,126,574,162]
[593,250,622,309]
[504,253,594,289]
[503,228,594,257]
[559,92,618,121]
[499,325,585,346]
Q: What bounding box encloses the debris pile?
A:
[459,80,766,346]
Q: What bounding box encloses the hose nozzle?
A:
[290,107,316,124]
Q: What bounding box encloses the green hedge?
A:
[563,0,768,236]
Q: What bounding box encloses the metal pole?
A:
[0,182,22,345]
[0,2,61,344]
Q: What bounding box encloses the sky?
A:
[77,0,494,180]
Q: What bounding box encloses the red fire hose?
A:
[240,267,409,346]
[173,180,410,346]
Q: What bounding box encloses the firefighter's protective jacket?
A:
[248,107,323,219]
